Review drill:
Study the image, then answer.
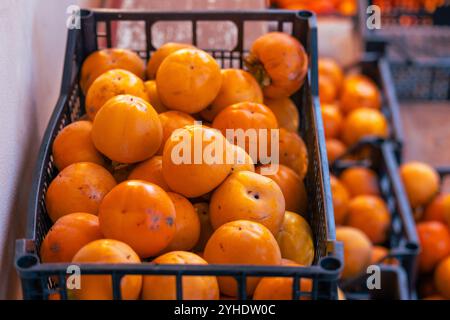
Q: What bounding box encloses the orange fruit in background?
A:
[162,125,233,198]
[318,57,344,92]
[200,69,263,122]
[40,213,102,263]
[253,261,312,300]
[336,226,373,279]
[146,42,194,79]
[91,95,162,164]
[370,245,388,264]
[163,192,200,252]
[70,239,142,300]
[341,108,388,146]
[204,220,282,297]
[142,251,219,300]
[156,48,222,114]
[45,162,116,222]
[399,162,440,209]
[80,48,145,94]
[339,166,380,197]
[340,74,381,114]
[256,164,307,214]
[321,103,343,139]
[264,97,299,132]
[212,102,278,162]
[278,128,309,179]
[246,32,308,98]
[157,110,196,155]
[346,195,391,244]
[330,175,350,225]
[434,256,450,299]
[144,80,168,113]
[229,144,255,173]
[423,295,446,300]
[192,202,214,252]
[128,155,170,191]
[276,211,315,266]
[209,171,285,235]
[319,75,338,104]
[325,139,346,164]
[52,120,105,170]
[423,193,450,224]
[416,221,450,273]
[85,69,149,120]
[98,180,176,258]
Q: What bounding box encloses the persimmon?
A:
[193,202,214,252]
[229,144,255,173]
[142,251,219,300]
[204,220,282,297]
[157,111,195,155]
[146,42,194,79]
[319,75,338,104]
[45,162,116,222]
[370,245,399,266]
[200,69,263,122]
[52,121,104,170]
[339,166,380,197]
[321,103,343,139]
[40,213,102,263]
[156,48,222,113]
[416,221,450,273]
[341,108,388,146]
[340,74,381,114]
[98,180,176,258]
[264,97,299,132]
[209,171,285,235]
[256,164,307,214]
[92,95,162,164]
[162,125,233,198]
[434,256,450,299]
[128,156,170,191]
[330,175,350,225]
[326,139,346,164]
[423,193,450,224]
[144,80,168,113]
[318,57,344,92]
[276,211,314,266]
[246,32,308,98]
[400,162,440,209]
[80,48,145,94]
[70,239,142,300]
[346,195,391,244]
[278,128,309,179]
[336,226,373,279]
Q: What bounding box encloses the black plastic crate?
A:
[331,140,419,297]
[15,9,342,300]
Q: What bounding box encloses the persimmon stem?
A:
[244,53,271,88]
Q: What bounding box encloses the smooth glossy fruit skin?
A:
[156,48,222,114]
[91,95,163,164]
[330,175,350,225]
[346,195,391,244]
[142,251,219,300]
[200,69,263,122]
[144,80,168,113]
[40,213,102,263]
[341,108,388,146]
[70,239,142,300]
[98,180,176,258]
[229,144,255,173]
[209,171,285,235]
[247,32,308,98]
[340,74,381,114]
[321,103,343,139]
[193,202,214,252]
[278,128,309,180]
[276,211,314,266]
[264,97,299,132]
[163,193,200,252]
[45,162,116,222]
[162,125,233,198]
[417,221,450,273]
[336,226,373,279]
[204,220,282,297]
[434,256,450,299]
[157,110,195,155]
[319,75,338,103]
[253,261,312,300]
[400,162,440,209]
[326,139,346,164]
[318,57,344,92]
[256,164,307,214]
[52,121,105,170]
[128,156,170,191]
[80,48,145,94]
[424,193,450,224]
[85,69,149,120]
[146,42,194,79]
[340,166,380,197]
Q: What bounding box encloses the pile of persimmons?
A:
[41,32,321,300]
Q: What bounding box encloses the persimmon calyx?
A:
[244,54,271,88]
